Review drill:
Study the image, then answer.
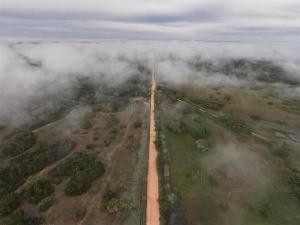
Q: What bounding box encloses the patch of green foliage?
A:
[0,192,20,217]
[65,162,104,196]
[164,107,211,140]
[48,151,101,177]
[103,189,121,214]
[166,117,186,134]
[0,140,74,197]
[184,116,211,140]
[156,130,172,225]
[23,179,54,204]
[1,126,35,156]
[4,210,41,225]
[219,115,250,134]
[39,196,54,212]
[65,171,91,196]
[48,152,105,196]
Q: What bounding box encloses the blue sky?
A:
[1,0,299,41]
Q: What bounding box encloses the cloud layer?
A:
[1,0,299,40]
[1,41,299,126]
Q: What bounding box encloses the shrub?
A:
[1,126,35,156]
[185,117,211,139]
[48,151,104,196]
[39,196,54,212]
[64,161,104,196]
[0,140,74,196]
[106,198,121,214]
[219,115,250,134]
[0,192,20,216]
[23,179,54,204]
[166,118,185,134]
[103,189,121,214]
[4,210,41,225]
[48,152,97,178]
[64,171,89,196]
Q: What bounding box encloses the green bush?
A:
[103,189,121,214]
[219,115,250,133]
[39,196,54,212]
[4,210,41,225]
[23,179,54,204]
[184,117,211,139]
[47,151,104,196]
[166,118,186,134]
[64,161,104,196]
[48,151,97,178]
[64,171,89,196]
[0,192,20,217]
[106,198,121,214]
[0,140,74,197]
[1,126,35,156]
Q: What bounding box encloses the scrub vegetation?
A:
[156,80,300,225]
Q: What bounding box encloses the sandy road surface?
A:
[146,62,160,225]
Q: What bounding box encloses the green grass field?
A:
[157,84,300,225]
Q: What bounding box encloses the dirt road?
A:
[146,62,160,225]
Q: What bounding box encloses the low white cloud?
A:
[0,41,299,125]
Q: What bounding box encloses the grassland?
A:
[156,83,300,225]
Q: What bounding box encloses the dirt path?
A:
[146,62,160,225]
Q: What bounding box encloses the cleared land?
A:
[0,71,151,225]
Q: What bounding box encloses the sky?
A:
[0,0,300,41]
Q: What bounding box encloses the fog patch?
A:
[204,143,271,190]
[0,41,299,126]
